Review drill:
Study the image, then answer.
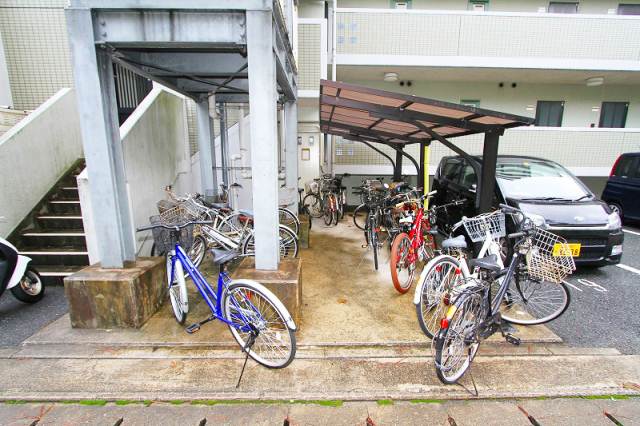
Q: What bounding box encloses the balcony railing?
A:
[335,127,640,176]
[336,9,640,64]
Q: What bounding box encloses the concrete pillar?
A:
[247,10,280,270]
[66,9,135,268]
[196,98,216,200]
[284,100,299,213]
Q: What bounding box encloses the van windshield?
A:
[496,159,591,201]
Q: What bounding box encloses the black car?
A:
[433,155,624,266]
[601,152,640,223]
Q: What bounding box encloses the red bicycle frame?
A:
[404,206,435,264]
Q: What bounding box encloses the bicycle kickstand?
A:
[235,331,258,388]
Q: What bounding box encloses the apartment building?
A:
[297,0,640,192]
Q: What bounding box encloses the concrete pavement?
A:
[1,398,639,425]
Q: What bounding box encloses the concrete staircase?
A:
[10,160,88,285]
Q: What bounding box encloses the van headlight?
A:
[606,212,622,230]
[525,213,547,228]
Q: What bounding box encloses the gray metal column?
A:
[479,130,501,213]
[66,8,135,268]
[393,147,403,181]
[247,10,280,270]
[284,100,299,213]
[218,102,230,189]
[196,98,216,200]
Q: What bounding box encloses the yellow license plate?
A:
[553,243,581,257]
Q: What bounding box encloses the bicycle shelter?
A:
[319,80,534,212]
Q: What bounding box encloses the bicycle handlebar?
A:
[136,220,213,232]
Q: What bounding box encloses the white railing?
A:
[0,88,83,237]
[336,9,640,65]
[335,127,640,177]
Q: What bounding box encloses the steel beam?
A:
[247,10,280,270]
[479,130,501,213]
[393,148,403,181]
[71,0,268,9]
[284,100,299,213]
[66,8,136,268]
[196,98,216,200]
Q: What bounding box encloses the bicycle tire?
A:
[187,235,207,269]
[241,225,299,258]
[353,203,368,230]
[390,232,414,294]
[372,229,379,270]
[415,255,464,338]
[223,280,297,368]
[303,193,323,219]
[279,207,300,235]
[166,252,188,325]
[497,264,571,325]
[434,292,482,384]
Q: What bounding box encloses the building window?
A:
[618,4,640,15]
[535,101,564,127]
[468,0,489,11]
[391,0,412,9]
[460,99,481,108]
[599,102,628,128]
[548,2,579,13]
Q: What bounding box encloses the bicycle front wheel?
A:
[303,194,323,218]
[353,203,368,230]
[323,195,334,226]
[241,226,299,258]
[498,265,571,325]
[223,280,297,368]
[279,207,300,235]
[390,232,415,294]
[166,252,188,325]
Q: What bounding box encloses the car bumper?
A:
[547,227,624,266]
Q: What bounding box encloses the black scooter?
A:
[0,236,45,303]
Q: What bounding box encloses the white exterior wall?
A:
[0,31,11,107]
[0,88,82,237]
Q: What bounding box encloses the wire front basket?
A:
[526,228,576,284]
[462,211,506,242]
[149,215,194,255]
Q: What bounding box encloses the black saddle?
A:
[468,254,501,273]
[211,249,238,265]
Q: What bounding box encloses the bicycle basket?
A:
[158,203,201,224]
[462,211,506,242]
[149,215,194,255]
[526,228,576,284]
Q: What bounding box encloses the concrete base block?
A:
[231,257,302,325]
[64,257,166,329]
[298,213,311,249]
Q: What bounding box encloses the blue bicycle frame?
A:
[168,243,260,333]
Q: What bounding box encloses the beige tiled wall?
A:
[298,23,322,91]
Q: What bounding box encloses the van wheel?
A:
[609,203,623,221]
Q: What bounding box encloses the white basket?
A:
[462,211,506,242]
[526,228,576,284]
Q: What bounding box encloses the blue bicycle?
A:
[138,220,297,369]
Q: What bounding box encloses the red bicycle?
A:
[390,191,438,294]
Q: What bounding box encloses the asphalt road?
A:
[545,225,640,354]
[0,285,68,346]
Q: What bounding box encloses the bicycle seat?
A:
[298,188,304,194]
[211,249,238,265]
[441,235,467,249]
[208,202,229,209]
[468,254,501,273]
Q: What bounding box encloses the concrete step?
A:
[36,215,84,230]
[30,264,84,286]
[20,248,89,266]
[19,231,86,249]
[48,200,81,215]
[0,349,637,401]
[51,186,80,201]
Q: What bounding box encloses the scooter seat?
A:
[441,235,467,249]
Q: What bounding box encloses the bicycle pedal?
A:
[504,334,521,346]
[500,322,518,334]
[185,323,201,334]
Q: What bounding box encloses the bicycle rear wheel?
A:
[241,225,299,258]
[223,280,297,368]
[279,207,300,235]
[323,195,334,226]
[390,233,415,294]
[303,193,323,218]
[353,203,368,230]
[434,292,482,384]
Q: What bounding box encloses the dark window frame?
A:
[535,100,564,127]
[548,2,579,13]
[618,4,640,15]
[599,101,629,128]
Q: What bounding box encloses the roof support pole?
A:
[196,98,216,200]
[218,102,230,189]
[356,139,395,170]
[393,147,403,181]
[66,8,135,268]
[479,130,501,213]
[247,9,280,270]
[419,142,430,196]
[284,100,299,213]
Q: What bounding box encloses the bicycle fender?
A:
[412,254,455,305]
[228,278,297,331]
